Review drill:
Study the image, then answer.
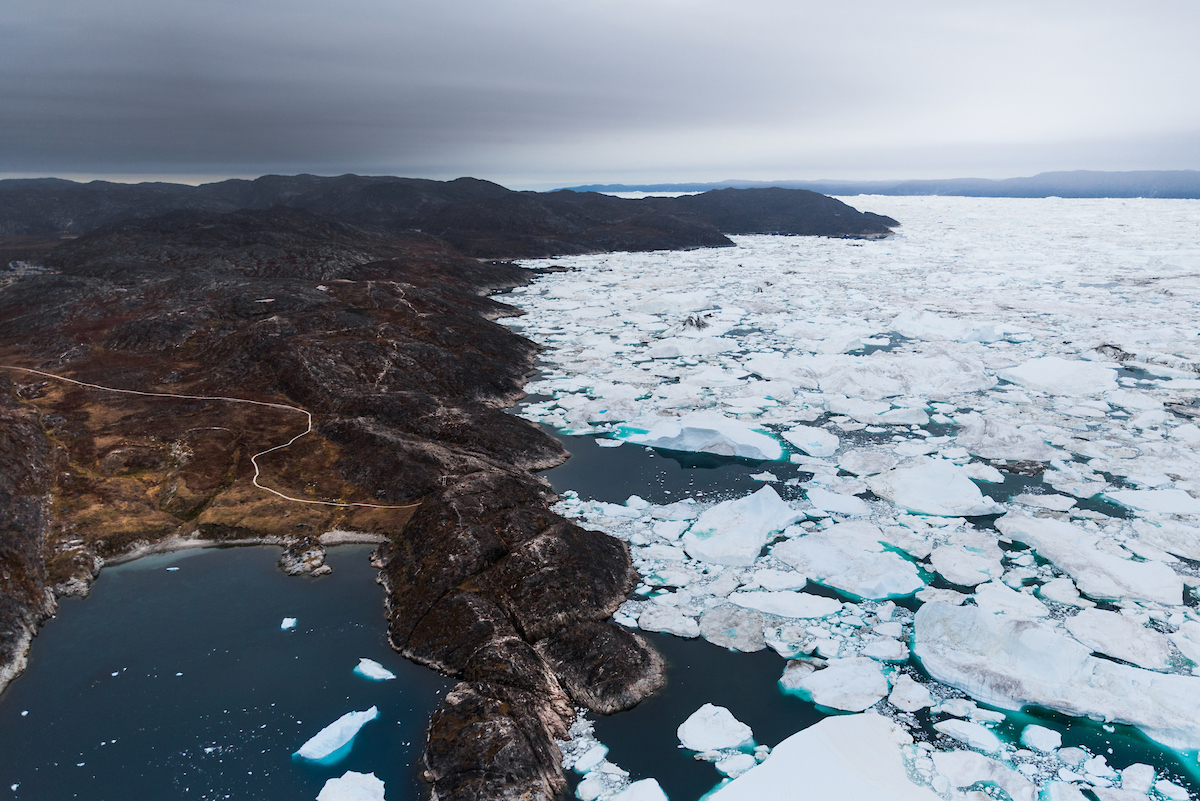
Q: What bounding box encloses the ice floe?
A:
[868,460,998,517]
[617,411,783,461]
[281,617,297,631]
[677,703,754,751]
[315,771,386,801]
[294,706,379,762]
[681,486,803,566]
[352,658,396,681]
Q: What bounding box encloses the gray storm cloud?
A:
[1,0,1198,185]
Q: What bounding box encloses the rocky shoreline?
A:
[0,180,897,800]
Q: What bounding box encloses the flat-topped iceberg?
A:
[353,658,396,681]
[914,603,1200,750]
[316,771,386,801]
[773,521,924,599]
[1104,489,1200,516]
[868,460,998,517]
[681,486,803,566]
[998,356,1118,395]
[996,513,1182,605]
[787,657,888,711]
[616,411,783,461]
[727,590,842,619]
[706,713,939,801]
[294,706,379,762]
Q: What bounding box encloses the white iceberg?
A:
[728,590,842,619]
[954,417,1061,461]
[914,603,1200,750]
[868,460,998,517]
[887,675,934,711]
[294,706,379,762]
[996,512,1182,605]
[837,449,898,476]
[1064,608,1173,671]
[353,658,396,681]
[773,521,924,600]
[931,750,1035,801]
[932,719,1001,753]
[1104,489,1200,516]
[781,425,839,458]
[706,713,939,801]
[789,657,888,711]
[998,356,1118,396]
[617,411,783,461]
[682,486,803,566]
[638,606,700,638]
[281,617,297,630]
[972,580,1049,618]
[609,778,668,801]
[316,771,386,801]
[677,703,754,751]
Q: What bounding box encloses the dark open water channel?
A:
[0,545,450,801]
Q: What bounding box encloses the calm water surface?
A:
[0,545,450,801]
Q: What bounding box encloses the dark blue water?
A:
[0,545,450,801]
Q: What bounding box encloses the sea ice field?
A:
[501,196,1200,801]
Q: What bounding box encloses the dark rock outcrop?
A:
[0,174,896,256]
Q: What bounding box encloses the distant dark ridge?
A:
[564,169,1200,199]
[0,175,896,258]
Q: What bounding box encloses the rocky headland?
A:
[0,178,897,800]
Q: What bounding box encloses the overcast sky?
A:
[2,0,1198,188]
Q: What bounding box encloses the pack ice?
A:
[506,196,1200,801]
[294,706,379,761]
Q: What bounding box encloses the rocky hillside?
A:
[0,174,897,255]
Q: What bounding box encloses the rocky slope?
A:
[0,174,897,253]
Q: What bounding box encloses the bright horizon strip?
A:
[0,364,419,511]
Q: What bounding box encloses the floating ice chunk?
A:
[1170,621,1200,665]
[609,778,669,801]
[1104,489,1200,516]
[1041,782,1089,801]
[728,591,842,619]
[868,461,998,517]
[652,519,690,541]
[781,425,839,458]
[353,659,396,681]
[932,719,1002,753]
[914,603,1200,750]
[699,605,766,652]
[316,771,386,801]
[973,581,1050,618]
[1020,724,1062,753]
[294,707,379,762]
[838,449,898,476]
[573,744,609,773]
[930,532,1004,587]
[773,521,924,599]
[706,713,939,801]
[1156,779,1192,800]
[715,753,757,777]
[742,352,819,389]
[790,658,888,711]
[888,674,934,711]
[677,703,754,752]
[996,513,1183,605]
[1121,763,1155,794]
[638,606,700,638]
[1037,577,1095,608]
[682,486,803,566]
[860,638,908,661]
[931,750,1035,801]
[596,438,624,448]
[750,568,808,591]
[998,356,1118,396]
[890,311,1006,343]
[617,411,783,461]
[1132,519,1200,561]
[804,487,871,517]
[1064,609,1173,671]
[281,618,298,631]
[1013,492,1076,511]
[649,500,698,520]
[962,461,1005,483]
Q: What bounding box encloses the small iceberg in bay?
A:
[281,617,298,631]
[353,658,396,681]
[316,770,386,801]
[294,706,379,763]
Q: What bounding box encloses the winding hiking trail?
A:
[0,364,420,511]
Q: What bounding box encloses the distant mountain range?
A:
[562,170,1200,198]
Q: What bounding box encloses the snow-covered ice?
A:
[787,657,889,712]
[706,713,939,801]
[352,658,396,681]
[677,703,754,751]
[294,707,379,762]
[504,196,1200,801]
[281,617,297,630]
[316,771,386,801]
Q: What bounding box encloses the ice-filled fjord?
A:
[501,197,1200,801]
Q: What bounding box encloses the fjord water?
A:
[0,545,450,801]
